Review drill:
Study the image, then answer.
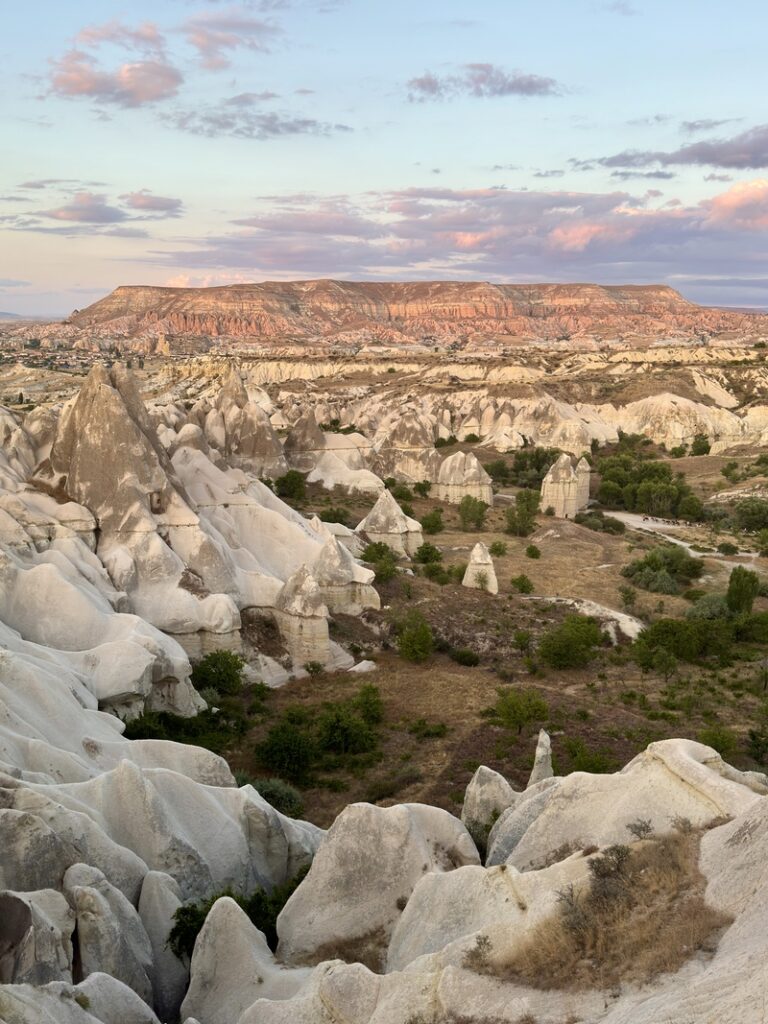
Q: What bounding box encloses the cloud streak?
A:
[407,63,562,102]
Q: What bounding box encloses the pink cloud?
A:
[705,179,768,230]
[181,8,280,70]
[40,192,127,223]
[50,49,182,107]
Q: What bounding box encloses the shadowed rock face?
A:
[65,279,766,349]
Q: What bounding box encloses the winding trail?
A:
[609,511,762,574]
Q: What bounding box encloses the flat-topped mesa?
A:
[355,489,424,558]
[434,451,493,505]
[540,452,590,519]
[64,279,767,350]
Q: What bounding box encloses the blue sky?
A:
[2,0,768,314]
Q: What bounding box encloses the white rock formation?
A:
[434,451,493,505]
[540,452,590,519]
[355,490,423,558]
[462,542,498,594]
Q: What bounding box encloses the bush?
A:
[449,647,480,666]
[717,541,738,556]
[539,615,602,669]
[489,541,507,557]
[459,495,487,530]
[414,480,432,497]
[250,778,304,818]
[698,726,738,758]
[420,508,445,535]
[321,507,350,526]
[505,489,540,537]
[257,722,317,782]
[422,562,450,585]
[361,541,399,583]
[621,545,703,595]
[435,434,458,448]
[316,704,376,755]
[354,684,384,725]
[274,470,307,501]
[408,718,449,739]
[564,737,617,773]
[511,574,534,594]
[464,433,480,443]
[492,687,548,734]
[691,434,711,456]
[191,650,245,697]
[414,542,443,564]
[391,484,414,502]
[169,868,308,959]
[397,611,434,663]
[525,544,541,559]
[726,565,760,615]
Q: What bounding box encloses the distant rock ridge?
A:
[59,279,768,351]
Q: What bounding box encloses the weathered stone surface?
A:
[462,542,498,594]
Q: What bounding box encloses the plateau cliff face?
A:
[63,279,766,351]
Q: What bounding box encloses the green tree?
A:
[397,611,434,663]
[191,650,245,696]
[458,495,487,530]
[652,648,678,683]
[493,687,548,735]
[690,434,711,456]
[726,566,761,615]
[505,488,540,537]
[257,721,316,782]
[414,542,443,564]
[539,615,602,669]
[420,508,445,535]
[275,470,307,501]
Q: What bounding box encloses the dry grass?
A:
[468,831,731,992]
[307,925,389,973]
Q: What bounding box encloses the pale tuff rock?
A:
[487,739,767,870]
[214,366,288,477]
[274,564,332,667]
[137,872,188,1023]
[276,803,480,966]
[355,489,424,558]
[0,888,75,984]
[63,863,153,1004]
[461,765,517,836]
[284,409,326,472]
[0,976,162,1024]
[540,452,590,519]
[307,450,384,495]
[434,450,493,505]
[373,410,440,482]
[310,536,380,616]
[462,542,498,594]
[180,898,313,1024]
[527,728,554,787]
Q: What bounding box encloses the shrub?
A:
[505,489,540,537]
[539,615,602,670]
[321,507,350,526]
[489,541,507,557]
[408,718,449,739]
[251,777,305,818]
[362,541,399,583]
[391,484,414,502]
[717,541,738,555]
[726,565,760,615]
[354,684,384,725]
[525,544,541,559]
[257,721,317,782]
[414,480,432,497]
[464,433,480,443]
[698,726,738,758]
[458,495,487,530]
[191,650,245,697]
[274,470,307,501]
[169,868,308,959]
[690,434,711,456]
[420,508,445,535]
[564,737,617,773]
[686,594,730,621]
[621,545,703,595]
[316,704,376,755]
[449,647,480,666]
[422,562,450,584]
[397,611,434,663]
[435,434,458,448]
[492,687,548,734]
[414,542,443,564]
[511,574,534,594]
[513,629,532,653]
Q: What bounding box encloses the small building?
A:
[540,453,590,519]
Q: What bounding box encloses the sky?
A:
[2,0,768,315]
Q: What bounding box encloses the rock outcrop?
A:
[355,490,423,558]
[462,542,498,594]
[434,451,493,505]
[540,452,590,519]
